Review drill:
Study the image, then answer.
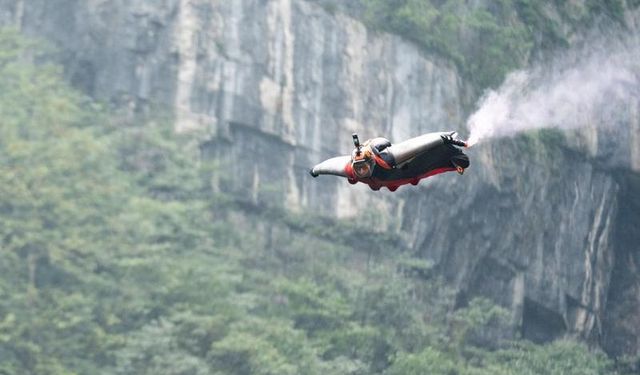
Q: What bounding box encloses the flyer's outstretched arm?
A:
[309,155,351,178]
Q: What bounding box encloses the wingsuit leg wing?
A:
[386,131,466,165]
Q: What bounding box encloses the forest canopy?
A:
[0,29,630,375]
[358,0,628,89]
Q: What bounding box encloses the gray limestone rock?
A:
[1,0,638,358]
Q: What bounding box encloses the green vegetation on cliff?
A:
[360,0,632,89]
[0,31,628,374]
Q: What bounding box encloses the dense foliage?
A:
[359,0,632,89]
[0,31,628,374]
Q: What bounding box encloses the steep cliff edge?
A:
[2,0,637,358]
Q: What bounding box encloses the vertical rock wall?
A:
[1,0,638,358]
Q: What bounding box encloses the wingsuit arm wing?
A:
[386,131,461,165]
[309,155,351,178]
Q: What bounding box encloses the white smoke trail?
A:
[466,29,640,146]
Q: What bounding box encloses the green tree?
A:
[0,28,630,375]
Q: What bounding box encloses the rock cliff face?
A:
[2,0,638,358]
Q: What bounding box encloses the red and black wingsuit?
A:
[309,131,469,192]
